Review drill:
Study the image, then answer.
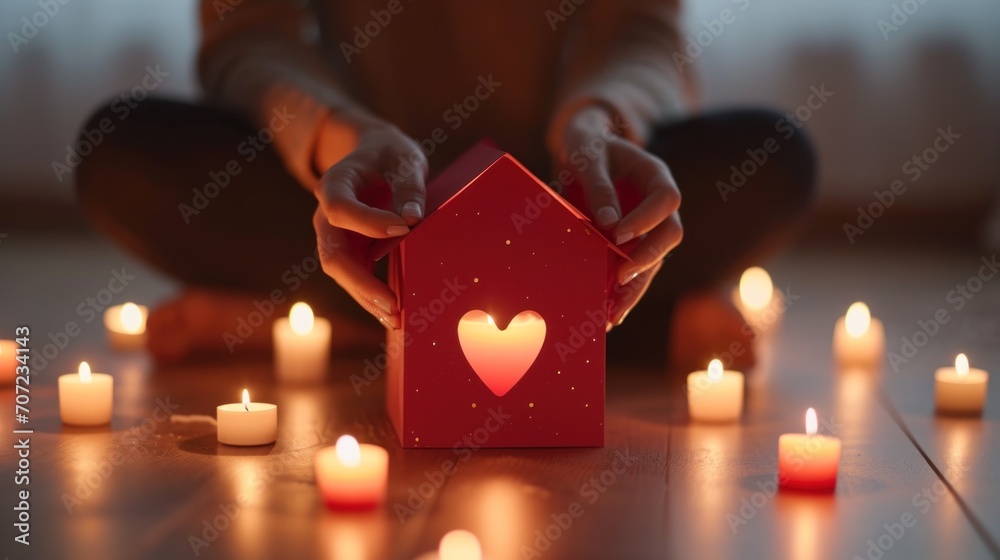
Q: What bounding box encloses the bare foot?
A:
[667,290,757,373]
[145,288,382,364]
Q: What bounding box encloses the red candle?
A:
[778,408,841,492]
[315,435,388,511]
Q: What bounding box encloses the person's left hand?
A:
[549,105,683,330]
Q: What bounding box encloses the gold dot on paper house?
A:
[471,403,477,408]
[505,240,511,245]
[474,277,479,283]
[529,402,534,408]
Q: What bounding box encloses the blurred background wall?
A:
[1,0,998,238]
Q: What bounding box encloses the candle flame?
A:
[845,302,871,338]
[336,435,361,467]
[439,530,482,560]
[242,388,250,411]
[707,359,724,382]
[739,267,774,310]
[120,302,143,333]
[289,302,315,335]
[79,361,92,383]
[956,353,969,377]
[805,407,818,436]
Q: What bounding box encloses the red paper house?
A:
[371,142,631,448]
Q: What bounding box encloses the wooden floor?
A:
[1,233,999,560]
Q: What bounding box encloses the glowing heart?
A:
[457,310,546,397]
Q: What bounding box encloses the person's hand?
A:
[550,105,683,329]
[312,116,428,329]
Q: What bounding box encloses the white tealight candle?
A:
[732,267,783,335]
[687,359,745,423]
[273,302,331,384]
[315,435,388,511]
[833,302,884,368]
[103,302,148,351]
[58,362,114,426]
[935,353,989,415]
[414,530,484,560]
[0,339,17,384]
[217,389,277,446]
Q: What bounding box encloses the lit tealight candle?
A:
[935,353,989,416]
[315,435,388,511]
[103,302,148,351]
[415,530,484,560]
[833,302,884,368]
[273,302,331,384]
[778,408,841,492]
[687,359,744,423]
[0,339,17,384]
[732,267,783,335]
[217,389,277,446]
[58,362,114,426]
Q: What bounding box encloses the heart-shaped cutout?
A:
[457,310,546,397]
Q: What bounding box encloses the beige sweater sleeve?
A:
[198,0,364,187]
[547,0,693,149]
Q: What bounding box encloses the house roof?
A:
[370,140,631,262]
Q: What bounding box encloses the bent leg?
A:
[75,98,346,309]
[608,108,817,366]
[75,98,378,362]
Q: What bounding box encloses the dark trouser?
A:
[76,99,816,366]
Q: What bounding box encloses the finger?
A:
[573,143,621,229]
[617,213,682,284]
[607,260,664,328]
[611,150,681,245]
[319,155,411,238]
[313,210,401,329]
[380,146,428,225]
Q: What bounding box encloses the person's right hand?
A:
[312,118,428,329]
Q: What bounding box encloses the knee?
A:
[726,108,818,213]
[75,99,132,207]
[74,98,176,218]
